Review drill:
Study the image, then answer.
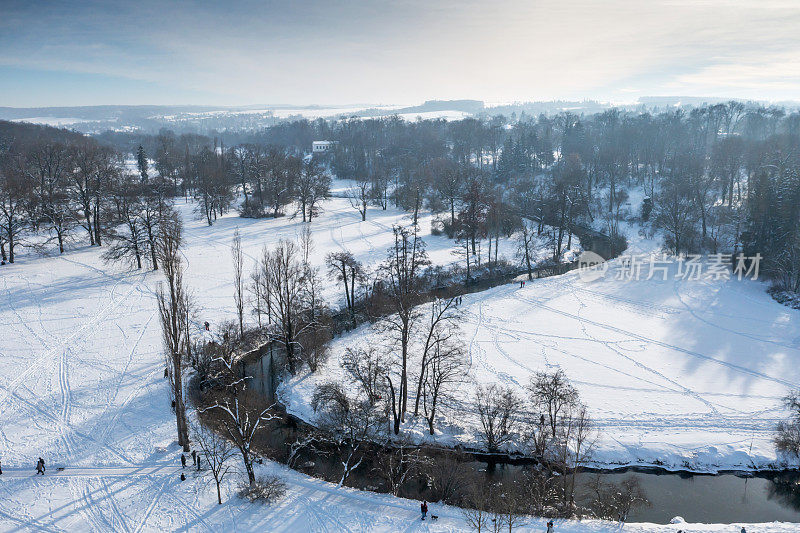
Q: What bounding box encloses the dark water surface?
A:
[488,465,800,524]
[594,470,800,524]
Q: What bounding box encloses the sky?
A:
[1,0,800,108]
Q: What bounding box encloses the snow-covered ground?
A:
[3,459,794,532]
[10,117,98,127]
[0,189,537,531]
[1,183,799,530]
[282,233,800,473]
[375,110,474,121]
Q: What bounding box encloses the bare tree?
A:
[374,438,423,496]
[654,168,700,254]
[341,345,389,406]
[296,158,330,222]
[588,475,650,523]
[475,384,522,454]
[139,180,168,270]
[0,150,30,263]
[156,213,193,450]
[348,177,370,221]
[262,240,307,375]
[381,224,430,433]
[251,245,274,327]
[68,140,116,246]
[520,468,559,517]
[528,369,579,439]
[553,402,595,507]
[103,176,146,269]
[461,477,492,533]
[232,228,245,337]
[422,329,469,435]
[516,220,539,280]
[248,263,264,328]
[413,297,460,416]
[452,233,473,281]
[326,250,364,328]
[27,140,74,254]
[297,227,329,372]
[492,481,527,532]
[264,148,296,218]
[776,389,800,461]
[311,382,386,487]
[204,394,279,486]
[427,158,463,231]
[423,451,472,502]
[191,422,236,504]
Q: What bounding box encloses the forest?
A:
[2,101,799,291]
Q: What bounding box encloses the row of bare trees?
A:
[0,123,210,267]
[232,146,331,221]
[0,123,332,267]
[151,214,285,505]
[0,130,127,262]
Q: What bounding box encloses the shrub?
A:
[238,475,287,504]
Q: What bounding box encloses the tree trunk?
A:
[173,355,190,450]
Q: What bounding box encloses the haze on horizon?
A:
[2,0,800,108]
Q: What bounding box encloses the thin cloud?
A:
[1,0,799,105]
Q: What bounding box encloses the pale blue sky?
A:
[2,0,800,107]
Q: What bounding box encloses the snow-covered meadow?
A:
[283,251,800,471]
[0,186,528,531]
[1,184,799,530]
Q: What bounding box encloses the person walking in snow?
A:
[0,459,3,475]
[180,453,187,468]
[191,450,197,467]
[546,520,554,533]
[36,457,45,475]
[204,321,210,331]
[420,500,428,520]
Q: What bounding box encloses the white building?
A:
[312,140,334,154]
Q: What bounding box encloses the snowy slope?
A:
[282,253,800,472]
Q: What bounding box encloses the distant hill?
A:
[0,119,89,144]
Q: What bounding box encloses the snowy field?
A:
[0,188,526,531]
[1,184,799,530]
[282,225,800,472]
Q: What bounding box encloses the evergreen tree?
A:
[136,145,149,183]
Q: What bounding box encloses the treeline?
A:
[0,121,331,265]
[324,105,799,291]
[5,100,800,292]
[326,105,798,291]
[117,102,800,290]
